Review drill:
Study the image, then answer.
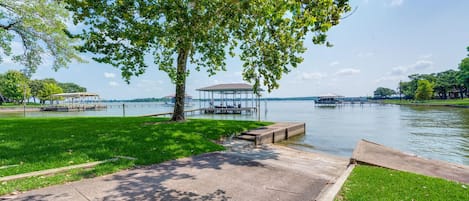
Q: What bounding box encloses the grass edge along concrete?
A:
[0,117,271,195]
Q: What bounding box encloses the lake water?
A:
[1,101,468,165]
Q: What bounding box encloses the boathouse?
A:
[41,92,106,112]
[314,93,344,106]
[162,94,193,107]
[197,83,261,114]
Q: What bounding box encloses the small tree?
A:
[29,79,43,103]
[415,80,434,100]
[38,82,63,104]
[0,70,30,103]
[373,87,396,98]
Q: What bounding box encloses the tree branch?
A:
[0,21,19,30]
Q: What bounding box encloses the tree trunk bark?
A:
[171,48,189,121]
[459,86,464,99]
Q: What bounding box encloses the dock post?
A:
[122,104,126,117]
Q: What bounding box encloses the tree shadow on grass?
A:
[2,147,282,200]
[99,151,278,200]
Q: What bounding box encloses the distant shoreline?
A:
[0,107,41,113]
[394,103,469,108]
[380,99,469,108]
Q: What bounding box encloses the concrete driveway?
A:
[1,144,348,201]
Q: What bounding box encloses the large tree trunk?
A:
[459,86,464,99]
[171,48,189,121]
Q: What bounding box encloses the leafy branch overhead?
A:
[67,0,350,93]
[0,0,83,76]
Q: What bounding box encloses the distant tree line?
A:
[0,70,86,105]
[375,47,469,100]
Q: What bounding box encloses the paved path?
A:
[2,143,348,201]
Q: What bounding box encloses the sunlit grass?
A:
[383,98,469,106]
[0,102,42,108]
[336,165,469,201]
[0,117,270,195]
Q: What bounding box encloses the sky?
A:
[1,0,469,99]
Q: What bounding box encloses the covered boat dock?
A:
[314,93,344,107]
[197,83,260,114]
[41,92,106,112]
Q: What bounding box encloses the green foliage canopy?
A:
[0,70,30,103]
[415,79,434,101]
[0,71,86,104]
[0,0,82,75]
[57,82,86,93]
[38,82,63,104]
[459,47,469,88]
[66,0,351,120]
[373,87,396,98]
[434,70,459,99]
[401,46,469,100]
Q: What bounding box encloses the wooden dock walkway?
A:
[41,105,107,112]
[200,107,256,114]
[142,107,258,117]
[237,122,305,145]
[141,108,201,117]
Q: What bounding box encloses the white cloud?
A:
[390,66,407,76]
[419,54,432,59]
[335,68,361,76]
[329,61,340,66]
[378,59,434,83]
[390,0,404,6]
[109,81,119,87]
[104,72,116,78]
[301,72,327,80]
[375,75,402,83]
[135,79,164,92]
[411,60,433,70]
[390,60,433,76]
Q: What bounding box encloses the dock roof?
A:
[317,93,344,98]
[197,83,257,92]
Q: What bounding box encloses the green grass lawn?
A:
[0,117,269,195]
[337,165,469,201]
[383,98,469,106]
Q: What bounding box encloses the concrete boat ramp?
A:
[1,144,349,201]
[352,139,469,184]
[2,123,469,200]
